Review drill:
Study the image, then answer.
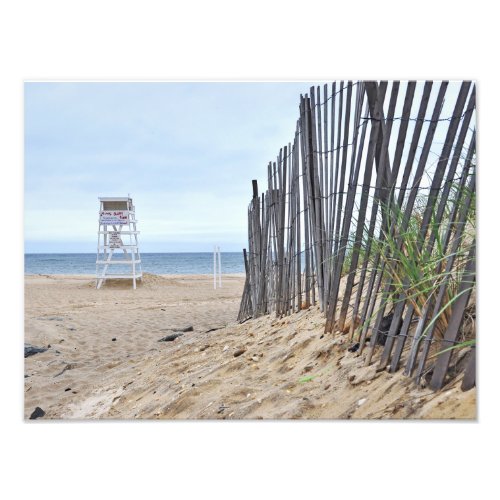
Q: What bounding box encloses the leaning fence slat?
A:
[333,81,353,301]
[323,83,330,264]
[294,124,302,312]
[316,87,325,279]
[331,81,344,262]
[429,243,476,391]
[461,346,476,391]
[299,97,312,308]
[328,82,337,264]
[309,88,326,311]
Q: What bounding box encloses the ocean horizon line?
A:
[24,251,244,255]
[25,252,246,275]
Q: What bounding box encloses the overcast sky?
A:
[25,82,319,253]
[25,81,473,253]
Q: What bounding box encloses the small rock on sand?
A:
[234,348,246,357]
[158,333,184,342]
[24,344,48,358]
[29,407,46,420]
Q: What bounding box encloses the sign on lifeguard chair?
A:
[96,196,142,289]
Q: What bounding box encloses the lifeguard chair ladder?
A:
[96,196,142,289]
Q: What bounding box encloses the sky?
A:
[24,82,319,253]
[25,81,474,253]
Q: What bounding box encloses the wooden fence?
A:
[238,80,476,392]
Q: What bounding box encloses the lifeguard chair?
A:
[96,196,142,289]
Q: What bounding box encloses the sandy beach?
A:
[24,273,475,419]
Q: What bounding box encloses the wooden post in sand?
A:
[214,245,217,290]
[213,245,221,289]
[218,246,222,287]
[213,246,217,289]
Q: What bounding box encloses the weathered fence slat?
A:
[309,88,326,311]
[429,243,476,391]
[461,346,476,391]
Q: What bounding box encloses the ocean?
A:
[24,252,245,275]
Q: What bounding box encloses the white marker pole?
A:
[218,246,222,288]
[213,245,217,290]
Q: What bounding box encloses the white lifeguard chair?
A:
[96,196,142,289]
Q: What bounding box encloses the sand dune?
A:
[24,274,475,419]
